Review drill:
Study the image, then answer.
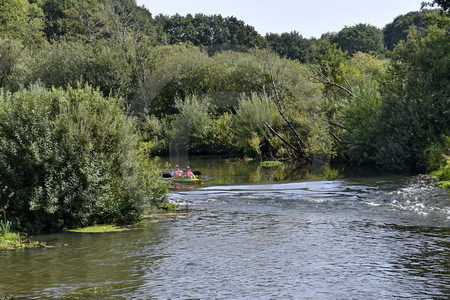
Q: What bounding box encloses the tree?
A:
[374,23,450,171]
[422,0,450,12]
[330,24,384,55]
[265,31,313,63]
[28,40,133,99]
[0,0,44,45]
[0,39,29,91]
[249,49,331,160]
[61,0,111,42]
[0,86,167,234]
[155,13,264,52]
[383,10,436,51]
[333,53,388,163]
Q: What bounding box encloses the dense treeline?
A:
[0,0,449,233]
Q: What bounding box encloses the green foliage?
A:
[266,31,313,63]
[60,0,109,42]
[331,24,384,55]
[314,43,349,101]
[374,22,450,172]
[155,13,264,52]
[29,40,133,99]
[261,161,283,167]
[323,166,341,179]
[426,135,450,189]
[0,211,41,250]
[383,10,435,51]
[0,39,30,91]
[169,95,215,154]
[209,112,235,154]
[0,86,167,234]
[431,152,450,188]
[146,45,267,116]
[333,53,388,162]
[337,88,382,162]
[0,212,13,235]
[138,115,169,155]
[425,136,450,171]
[234,93,283,157]
[0,0,45,45]
[146,44,210,115]
[67,224,128,233]
[422,0,450,12]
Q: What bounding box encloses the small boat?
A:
[161,167,202,185]
[170,177,202,184]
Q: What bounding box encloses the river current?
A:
[1,159,449,299]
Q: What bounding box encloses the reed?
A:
[0,211,13,235]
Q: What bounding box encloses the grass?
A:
[323,166,341,179]
[260,160,283,167]
[0,212,42,250]
[67,224,128,233]
[0,232,41,250]
[431,157,450,189]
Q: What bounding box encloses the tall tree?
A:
[375,22,450,171]
[422,0,450,12]
[265,31,313,63]
[330,23,384,55]
[0,0,44,44]
[383,10,436,51]
[155,13,264,52]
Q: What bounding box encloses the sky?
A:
[136,0,425,38]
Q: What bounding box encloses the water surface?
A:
[1,158,449,299]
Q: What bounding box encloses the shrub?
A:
[234,93,283,157]
[168,95,214,154]
[0,86,167,234]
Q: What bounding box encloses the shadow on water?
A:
[0,221,169,299]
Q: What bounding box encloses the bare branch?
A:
[329,130,343,144]
[311,66,355,98]
[324,119,349,131]
[263,121,298,152]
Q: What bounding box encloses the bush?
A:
[168,95,215,154]
[0,85,167,234]
[234,93,283,157]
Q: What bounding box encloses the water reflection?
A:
[382,224,450,297]
[0,222,167,299]
[160,156,326,185]
[0,158,449,299]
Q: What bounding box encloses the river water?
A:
[1,157,449,299]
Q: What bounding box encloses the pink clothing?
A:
[173,168,183,178]
[183,169,196,178]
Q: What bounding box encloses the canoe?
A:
[170,177,202,184]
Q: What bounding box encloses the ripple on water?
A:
[1,176,449,299]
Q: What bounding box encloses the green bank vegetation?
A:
[0,0,449,248]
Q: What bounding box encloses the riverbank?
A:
[0,232,42,250]
[0,204,186,250]
[431,157,450,189]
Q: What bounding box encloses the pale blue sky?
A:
[137,0,425,38]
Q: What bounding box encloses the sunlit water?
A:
[1,158,449,299]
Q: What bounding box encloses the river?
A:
[1,157,449,299]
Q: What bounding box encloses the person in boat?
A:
[183,166,196,179]
[173,165,183,178]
